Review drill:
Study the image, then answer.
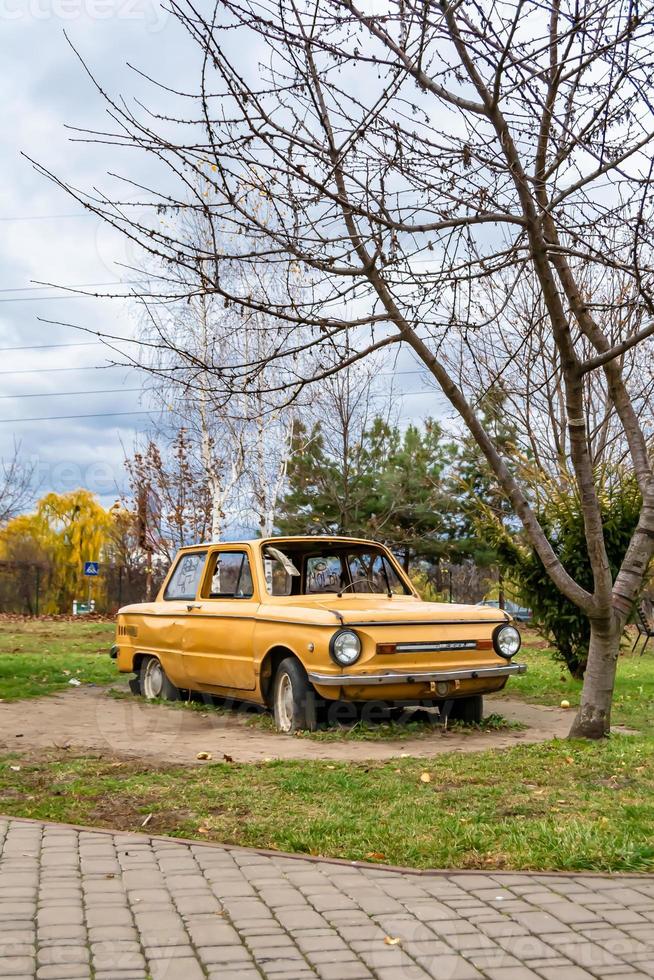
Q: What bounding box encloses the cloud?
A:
[0,4,447,514]
[0,4,186,506]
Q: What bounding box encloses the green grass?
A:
[0,618,115,700]
[108,687,525,741]
[2,735,654,872]
[2,617,654,873]
[504,629,654,734]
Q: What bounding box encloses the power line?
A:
[0,342,98,353]
[0,213,92,222]
[0,387,442,422]
[0,365,115,377]
[0,410,158,424]
[0,387,142,400]
[0,279,148,294]
[0,294,120,305]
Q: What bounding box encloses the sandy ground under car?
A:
[0,682,592,764]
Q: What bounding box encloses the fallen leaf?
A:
[198,827,210,835]
[223,753,234,763]
[366,852,386,861]
[384,936,401,946]
[420,772,431,783]
[196,752,212,761]
[565,756,574,765]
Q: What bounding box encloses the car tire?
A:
[139,655,180,701]
[273,657,317,733]
[447,695,483,725]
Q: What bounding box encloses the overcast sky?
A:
[1,2,445,513]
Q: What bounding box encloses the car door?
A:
[152,549,209,688]
[183,547,258,691]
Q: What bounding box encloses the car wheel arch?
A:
[260,645,305,705]
[131,651,149,674]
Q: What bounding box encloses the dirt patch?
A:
[0,684,583,764]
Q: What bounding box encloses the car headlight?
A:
[330,629,362,666]
[493,624,521,659]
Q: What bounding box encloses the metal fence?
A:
[0,561,167,616]
[0,558,498,616]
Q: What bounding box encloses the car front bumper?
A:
[307,662,527,687]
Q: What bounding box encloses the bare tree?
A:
[0,441,35,526]
[124,429,213,565]
[450,266,654,488]
[34,0,654,738]
[140,289,247,541]
[136,196,303,538]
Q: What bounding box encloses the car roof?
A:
[176,535,385,552]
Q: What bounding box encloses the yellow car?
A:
[111,536,526,732]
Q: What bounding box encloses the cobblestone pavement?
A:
[1,818,653,980]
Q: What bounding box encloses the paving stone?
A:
[7,816,654,980]
[145,944,198,958]
[37,944,91,965]
[186,921,241,946]
[415,953,484,978]
[197,944,255,964]
[0,957,36,976]
[483,970,542,980]
[91,950,147,972]
[315,964,373,979]
[148,956,207,979]
[538,967,598,980]
[36,966,91,980]
[207,972,264,980]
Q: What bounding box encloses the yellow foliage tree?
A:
[0,490,112,613]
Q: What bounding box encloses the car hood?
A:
[265,595,510,626]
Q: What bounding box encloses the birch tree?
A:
[35,0,654,738]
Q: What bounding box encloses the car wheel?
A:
[273,657,317,733]
[139,655,180,701]
[447,695,483,725]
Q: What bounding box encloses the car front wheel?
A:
[139,655,180,701]
[273,657,317,733]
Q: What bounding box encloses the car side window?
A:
[203,551,254,599]
[163,551,208,601]
[264,555,293,596]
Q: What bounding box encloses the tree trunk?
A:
[209,480,224,543]
[568,617,621,739]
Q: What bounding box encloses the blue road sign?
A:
[83,562,99,577]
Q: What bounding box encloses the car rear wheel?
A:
[446,694,483,725]
[273,657,317,733]
[139,655,180,701]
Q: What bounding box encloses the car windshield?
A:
[262,542,411,597]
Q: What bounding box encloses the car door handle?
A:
[186,603,202,611]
